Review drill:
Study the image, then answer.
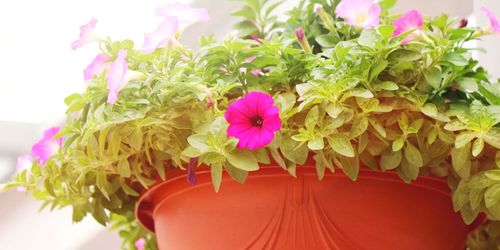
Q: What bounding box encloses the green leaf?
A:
[472,138,484,157]
[443,53,468,66]
[211,163,223,192]
[485,184,500,208]
[326,102,342,118]
[308,136,324,150]
[305,106,318,130]
[328,134,355,157]
[484,128,500,149]
[381,149,402,170]
[423,67,442,89]
[380,0,397,9]
[187,134,209,151]
[96,172,111,200]
[455,132,476,149]
[315,34,339,48]
[339,154,359,181]
[117,159,131,178]
[224,163,248,184]
[404,142,423,168]
[313,153,327,181]
[369,118,387,137]
[280,136,308,164]
[378,25,396,40]
[130,128,142,150]
[253,148,270,164]
[392,136,405,152]
[485,170,500,180]
[226,150,259,171]
[350,116,368,138]
[120,182,139,196]
[358,29,382,48]
[451,142,471,179]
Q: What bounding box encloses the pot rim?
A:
[135,164,465,233]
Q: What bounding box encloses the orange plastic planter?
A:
[136,164,483,250]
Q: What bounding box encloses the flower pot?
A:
[136,164,483,250]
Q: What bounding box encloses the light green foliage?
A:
[4,0,500,249]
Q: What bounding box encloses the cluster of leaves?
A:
[5,0,500,249]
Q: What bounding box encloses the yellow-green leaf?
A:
[455,132,475,149]
[328,134,355,157]
[117,159,131,178]
[484,128,500,149]
[211,163,223,192]
[350,116,368,138]
[404,142,423,168]
[472,138,484,157]
[381,149,402,170]
[451,142,471,179]
[485,184,500,208]
[339,154,359,180]
[226,150,259,171]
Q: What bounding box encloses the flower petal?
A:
[482,6,500,32]
[71,18,98,50]
[142,16,179,54]
[335,0,380,29]
[106,50,128,104]
[156,3,209,28]
[84,54,110,81]
[392,9,423,43]
[134,238,146,250]
[31,127,62,164]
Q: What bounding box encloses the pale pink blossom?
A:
[481,6,500,33]
[251,69,262,77]
[155,3,209,28]
[392,10,423,43]
[142,16,179,54]
[245,55,257,63]
[31,127,63,165]
[84,54,110,81]
[335,0,381,29]
[134,238,146,250]
[225,92,281,150]
[71,18,102,50]
[106,50,128,104]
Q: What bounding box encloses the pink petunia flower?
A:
[106,50,128,104]
[481,6,500,33]
[142,16,179,54]
[335,0,381,29]
[225,92,281,150]
[71,18,103,50]
[392,10,424,44]
[84,54,110,81]
[155,3,209,28]
[31,127,63,165]
[134,238,146,250]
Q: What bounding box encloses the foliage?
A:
[3,0,500,249]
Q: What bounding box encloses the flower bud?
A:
[295,28,311,53]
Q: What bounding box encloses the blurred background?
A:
[0,0,498,249]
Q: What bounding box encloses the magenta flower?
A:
[156,3,209,28]
[71,18,102,50]
[84,54,110,81]
[134,238,146,250]
[335,0,381,29]
[142,16,179,54]
[106,50,128,104]
[481,6,500,33]
[392,10,424,44]
[31,127,63,165]
[225,92,281,150]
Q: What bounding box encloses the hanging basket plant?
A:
[3,0,500,249]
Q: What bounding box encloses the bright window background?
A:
[0,0,497,249]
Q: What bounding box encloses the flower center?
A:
[250,115,264,127]
[355,13,367,24]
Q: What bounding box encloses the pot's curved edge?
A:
[135,163,474,234]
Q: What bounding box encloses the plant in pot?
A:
[3,0,500,249]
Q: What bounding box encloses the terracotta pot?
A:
[136,164,483,250]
